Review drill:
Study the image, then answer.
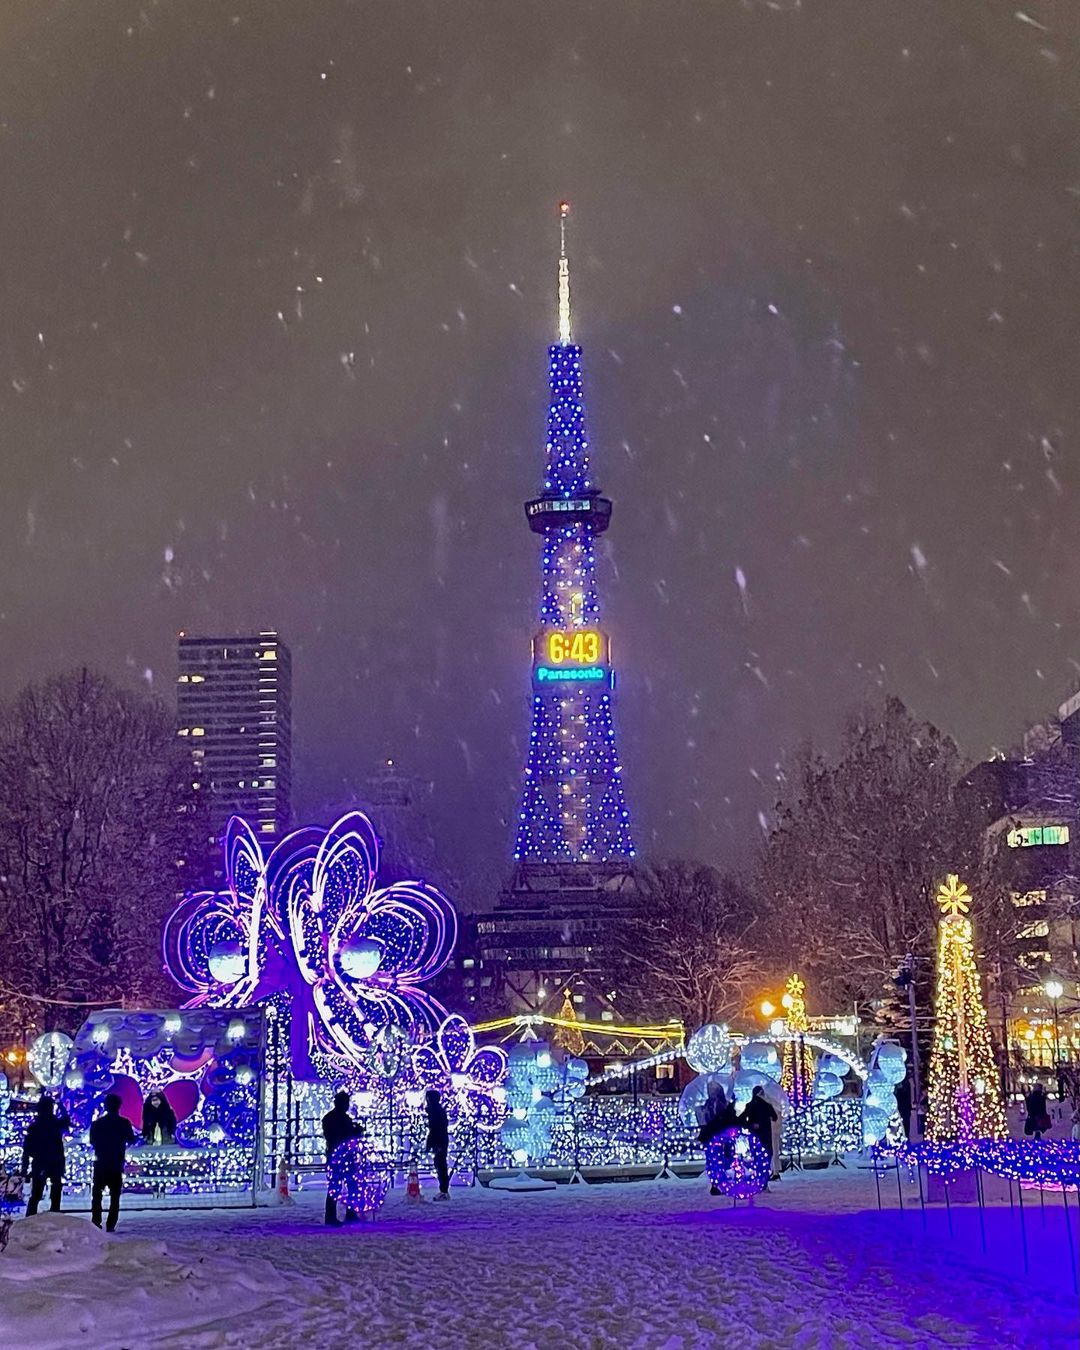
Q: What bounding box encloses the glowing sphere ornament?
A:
[686,1024,731,1075]
[339,937,383,980]
[209,941,245,984]
[26,1032,73,1090]
[739,1041,781,1080]
[326,1138,388,1216]
[704,1127,771,1199]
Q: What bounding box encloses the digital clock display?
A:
[531,629,612,689]
[539,629,608,666]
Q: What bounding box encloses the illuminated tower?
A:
[515,203,635,865]
[474,206,636,1017]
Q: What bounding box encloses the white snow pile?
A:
[1,1173,1076,1349]
[0,1212,304,1349]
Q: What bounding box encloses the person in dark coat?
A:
[322,1090,362,1225]
[699,1087,740,1195]
[1024,1082,1052,1139]
[21,1096,71,1216]
[741,1085,779,1185]
[741,1085,778,1139]
[89,1093,136,1231]
[700,1091,738,1145]
[142,1091,177,1145]
[696,1082,727,1137]
[894,1074,913,1141]
[425,1089,450,1200]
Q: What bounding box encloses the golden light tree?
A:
[553,988,585,1056]
[779,974,816,1108]
[925,875,1008,1143]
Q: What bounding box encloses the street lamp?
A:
[760,1000,776,1019]
[1044,979,1064,1076]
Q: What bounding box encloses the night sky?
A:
[3,2,1080,904]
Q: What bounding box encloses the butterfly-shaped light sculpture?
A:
[412,1014,508,1131]
[164,813,457,1076]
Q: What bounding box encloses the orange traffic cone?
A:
[276,1157,293,1205]
[406,1169,422,1201]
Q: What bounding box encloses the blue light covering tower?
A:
[515,204,635,866]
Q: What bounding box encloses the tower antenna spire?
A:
[557,201,572,346]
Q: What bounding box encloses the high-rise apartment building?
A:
[176,631,292,851]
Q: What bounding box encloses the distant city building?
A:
[176,631,292,857]
[959,702,1080,1081]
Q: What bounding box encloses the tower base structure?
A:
[476,861,635,1016]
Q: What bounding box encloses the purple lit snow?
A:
[2,1172,1074,1348]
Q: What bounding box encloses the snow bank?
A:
[0,1212,304,1349]
[2,1172,1076,1349]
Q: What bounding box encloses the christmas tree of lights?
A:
[925,875,1008,1143]
[554,988,585,1056]
[779,973,816,1108]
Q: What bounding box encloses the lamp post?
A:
[894,955,922,1140]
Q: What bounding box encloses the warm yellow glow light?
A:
[936,874,972,917]
[547,630,602,665]
[926,874,1007,1142]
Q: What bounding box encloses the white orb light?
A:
[686,1023,731,1075]
[209,940,245,984]
[27,1032,74,1090]
[339,937,383,980]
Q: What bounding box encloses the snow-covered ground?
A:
[1,1168,1076,1349]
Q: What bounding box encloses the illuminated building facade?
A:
[959,704,1080,1081]
[176,631,292,851]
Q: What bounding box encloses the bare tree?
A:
[0,669,204,1036]
[612,861,763,1030]
[756,696,983,1021]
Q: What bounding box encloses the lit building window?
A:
[1007,824,1070,848]
[1017,920,1050,940]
